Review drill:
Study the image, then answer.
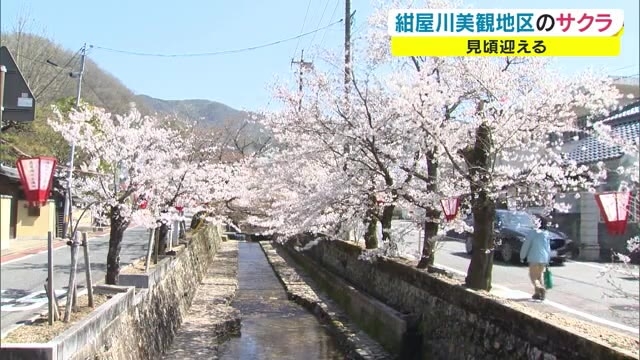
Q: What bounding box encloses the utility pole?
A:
[344,0,352,97]
[62,43,86,239]
[291,49,313,110]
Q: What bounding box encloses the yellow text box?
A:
[391,36,621,57]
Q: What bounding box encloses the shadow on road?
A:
[450,251,471,260]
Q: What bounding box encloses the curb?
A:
[0,287,90,339]
[0,232,111,264]
[258,241,393,360]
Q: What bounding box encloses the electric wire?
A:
[35,47,82,99]
[82,77,108,110]
[612,73,639,80]
[90,20,343,58]
[308,0,331,50]
[317,1,341,50]
[292,0,313,60]
[14,54,74,69]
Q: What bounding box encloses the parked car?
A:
[530,213,580,259]
[464,210,573,265]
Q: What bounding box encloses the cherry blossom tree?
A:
[363,0,476,269]
[394,58,622,289]
[366,0,621,290]
[49,105,181,284]
[255,54,426,251]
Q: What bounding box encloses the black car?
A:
[463,210,573,264]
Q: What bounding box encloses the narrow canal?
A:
[216,241,344,359]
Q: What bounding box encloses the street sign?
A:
[0,46,36,122]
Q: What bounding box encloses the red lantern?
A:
[175,205,184,212]
[440,197,460,222]
[595,192,631,235]
[136,194,149,209]
[15,156,57,207]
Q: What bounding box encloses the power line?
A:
[612,65,639,73]
[35,47,82,99]
[612,73,639,80]
[308,0,331,49]
[91,20,343,58]
[14,54,74,69]
[318,1,341,50]
[292,0,313,60]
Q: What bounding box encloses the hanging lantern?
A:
[174,198,184,213]
[595,192,631,235]
[15,156,57,208]
[136,193,149,210]
[440,197,460,222]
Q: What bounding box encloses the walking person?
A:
[520,231,552,300]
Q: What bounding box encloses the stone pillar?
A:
[171,220,180,246]
[579,192,601,261]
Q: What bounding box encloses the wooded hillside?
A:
[0,23,259,165]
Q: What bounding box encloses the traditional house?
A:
[553,100,640,261]
[0,165,66,246]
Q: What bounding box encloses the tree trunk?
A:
[465,197,495,290]
[363,190,380,249]
[417,210,439,268]
[158,223,169,254]
[105,206,129,285]
[418,149,440,269]
[380,205,395,243]
[463,122,496,291]
[364,216,379,249]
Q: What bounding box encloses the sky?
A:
[1,0,638,112]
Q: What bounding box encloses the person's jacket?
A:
[520,230,551,264]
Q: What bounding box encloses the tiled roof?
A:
[564,103,640,164]
[605,103,640,121]
[0,165,19,180]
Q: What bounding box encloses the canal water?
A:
[216,241,344,360]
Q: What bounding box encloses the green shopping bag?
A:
[544,266,553,289]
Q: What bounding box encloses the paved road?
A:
[389,220,640,335]
[0,227,150,336]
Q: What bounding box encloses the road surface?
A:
[389,220,640,336]
[0,227,150,337]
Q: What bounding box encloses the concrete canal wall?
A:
[74,224,224,359]
[283,236,638,360]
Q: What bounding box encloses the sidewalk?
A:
[0,229,110,264]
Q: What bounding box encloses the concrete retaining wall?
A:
[291,237,638,360]
[0,223,224,360]
[78,224,223,359]
[280,242,416,356]
[0,286,133,360]
[118,250,183,289]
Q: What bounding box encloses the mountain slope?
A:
[0,29,253,128]
[133,94,251,127]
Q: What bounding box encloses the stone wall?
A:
[73,224,223,359]
[291,238,638,360]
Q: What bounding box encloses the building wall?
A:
[15,200,56,240]
[597,223,640,260]
[579,192,602,260]
[0,195,11,249]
